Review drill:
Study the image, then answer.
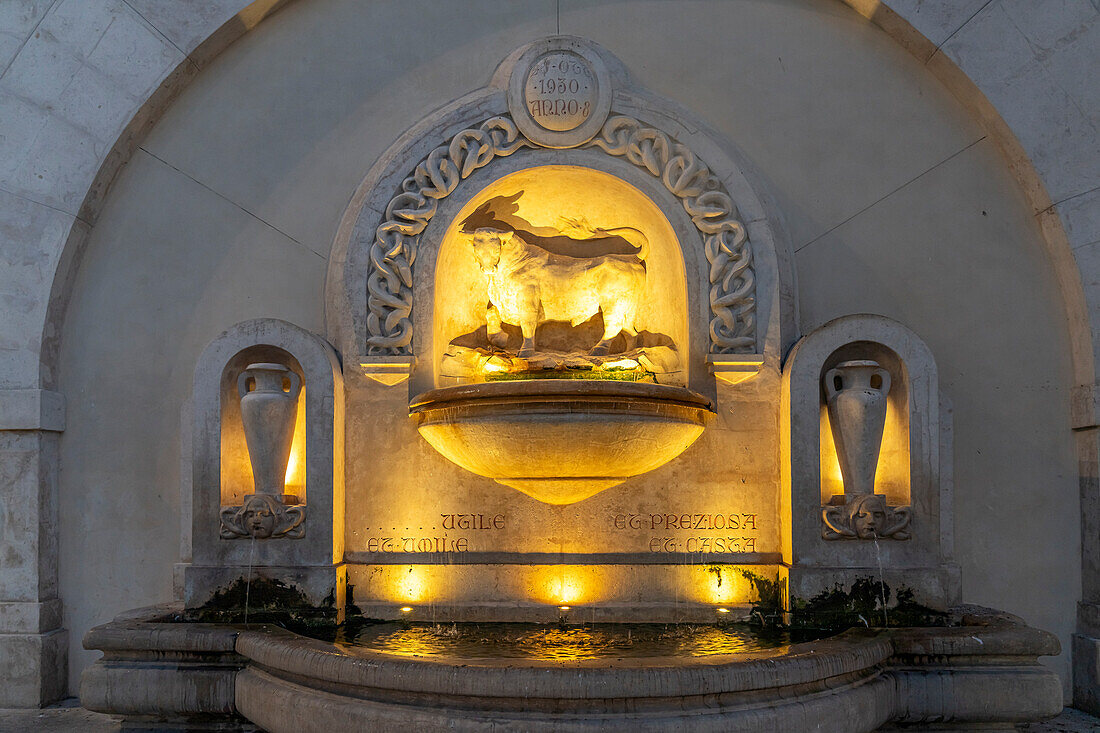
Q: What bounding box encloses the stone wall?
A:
[0,0,1095,706]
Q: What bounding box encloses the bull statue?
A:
[462,193,649,359]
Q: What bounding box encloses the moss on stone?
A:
[738,570,948,632]
[184,577,338,630]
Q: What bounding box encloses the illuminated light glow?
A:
[282,392,307,492]
[386,566,429,603]
[600,358,640,371]
[695,565,748,605]
[481,358,510,374]
[400,606,413,613]
[706,354,765,385]
[360,357,415,385]
[716,608,730,614]
[530,567,593,606]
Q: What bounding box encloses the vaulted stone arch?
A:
[0,0,1095,708]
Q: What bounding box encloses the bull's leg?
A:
[518,318,537,358]
[591,301,635,356]
[515,287,539,358]
[486,304,508,349]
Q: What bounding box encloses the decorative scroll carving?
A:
[365,114,757,355]
[367,117,532,354]
[822,494,910,541]
[584,116,755,353]
[220,494,305,539]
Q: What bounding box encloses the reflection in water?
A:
[329,622,800,660]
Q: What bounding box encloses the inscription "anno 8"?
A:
[524,51,596,132]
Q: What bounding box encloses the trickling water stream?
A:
[244,536,256,626]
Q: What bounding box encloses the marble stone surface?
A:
[0,0,1094,709]
[78,604,1063,731]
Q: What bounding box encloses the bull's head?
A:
[470,228,512,272]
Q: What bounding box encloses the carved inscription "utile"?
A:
[363,513,507,553]
[524,51,596,132]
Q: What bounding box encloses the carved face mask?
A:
[241,497,278,539]
[851,496,888,539]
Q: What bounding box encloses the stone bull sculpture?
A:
[469,223,649,358]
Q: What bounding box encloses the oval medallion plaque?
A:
[524,51,597,132]
[507,36,612,148]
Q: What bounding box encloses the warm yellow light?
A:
[697,565,745,605]
[283,392,307,493]
[481,358,510,374]
[390,567,429,603]
[400,606,413,613]
[820,389,911,505]
[716,607,730,614]
[531,567,593,606]
[558,605,570,612]
[600,357,639,371]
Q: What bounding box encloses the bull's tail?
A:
[601,226,649,262]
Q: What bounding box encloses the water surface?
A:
[323,622,820,660]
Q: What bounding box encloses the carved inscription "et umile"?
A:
[363,513,507,553]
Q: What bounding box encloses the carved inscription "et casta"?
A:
[524,51,596,132]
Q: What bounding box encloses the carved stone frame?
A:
[325,36,796,390]
[182,319,345,612]
[781,314,958,608]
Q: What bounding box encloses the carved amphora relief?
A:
[219,362,307,540]
[821,359,911,541]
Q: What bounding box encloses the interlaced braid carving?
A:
[584,116,756,353]
[366,117,531,353]
[365,114,757,355]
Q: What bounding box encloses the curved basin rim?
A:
[236,627,891,699]
[410,380,714,415]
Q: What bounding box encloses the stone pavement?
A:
[0,700,1098,732]
[1021,707,1100,732]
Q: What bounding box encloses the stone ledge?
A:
[0,390,64,432]
[81,605,1064,731]
[80,606,248,728]
[1071,383,1100,430]
[1072,632,1100,716]
[0,599,63,634]
[0,628,67,707]
[1077,601,1100,637]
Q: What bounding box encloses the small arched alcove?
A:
[431,165,690,388]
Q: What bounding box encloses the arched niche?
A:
[781,314,957,609]
[325,36,797,400]
[185,318,345,614]
[418,157,696,395]
[819,341,911,509]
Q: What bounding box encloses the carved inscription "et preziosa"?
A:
[612,511,762,554]
[359,511,763,555]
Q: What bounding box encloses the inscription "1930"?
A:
[524,51,596,132]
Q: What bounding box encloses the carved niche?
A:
[361,38,756,360]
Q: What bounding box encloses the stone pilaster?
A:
[1073,387,1100,713]
[0,389,67,706]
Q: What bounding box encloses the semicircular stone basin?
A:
[409,380,714,504]
[234,626,896,733]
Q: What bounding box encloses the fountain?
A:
[80,37,1062,731]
